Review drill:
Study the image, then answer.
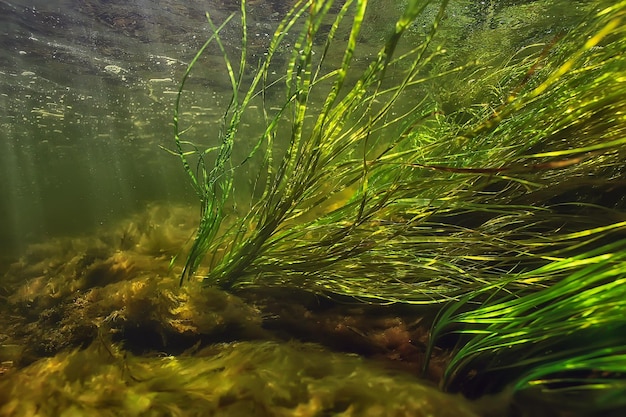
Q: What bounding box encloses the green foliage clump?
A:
[428,239,626,414]
[172,0,626,303]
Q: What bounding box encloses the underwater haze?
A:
[0,0,242,257]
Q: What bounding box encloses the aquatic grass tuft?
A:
[172,0,464,295]
[171,0,626,304]
[427,238,626,413]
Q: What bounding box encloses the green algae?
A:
[0,339,479,417]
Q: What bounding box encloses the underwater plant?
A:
[171,0,626,413]
[427,238,626,415]
[420,2,626,413]
[171,0,626,302]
